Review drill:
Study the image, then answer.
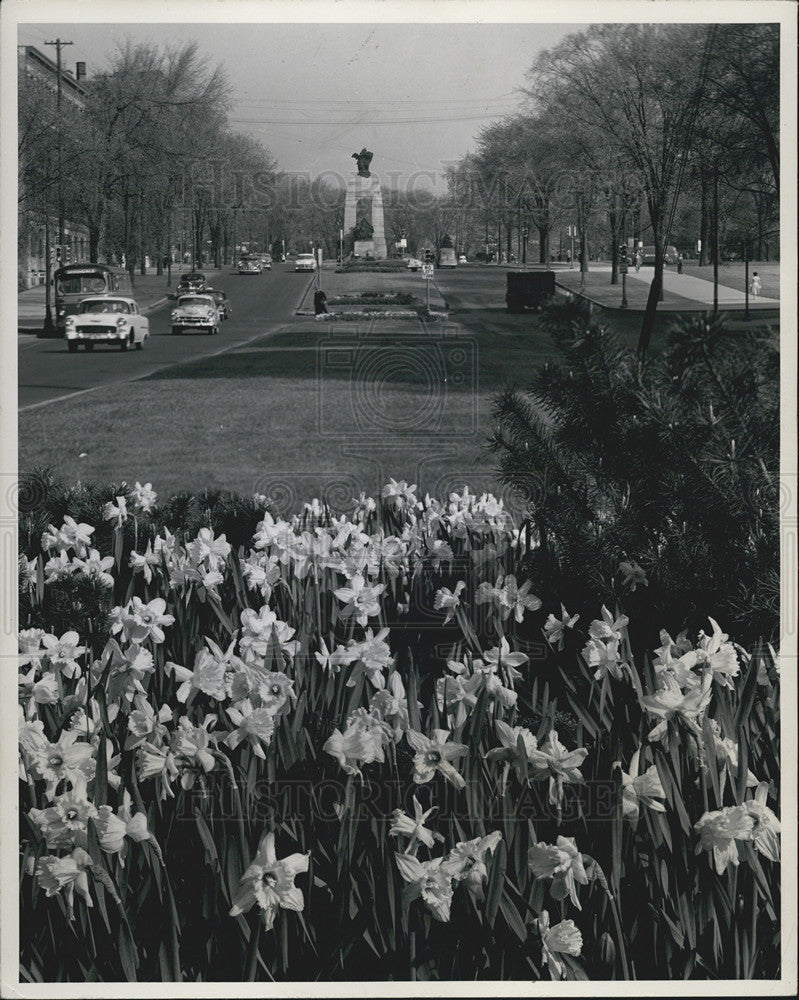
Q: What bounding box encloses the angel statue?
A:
[351,148,373,177]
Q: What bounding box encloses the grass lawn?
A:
[17,291,691,506]
[681,260,780,298]
[19,317,558,508]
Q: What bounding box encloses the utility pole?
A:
[712,163,719,315]
[45,39,73,257]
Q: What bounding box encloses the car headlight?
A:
[58,308,66,317]
[65,316,75,327]
[116,317,128,328]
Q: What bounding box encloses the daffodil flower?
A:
[394,853,453,922]
[442,831,502,901]
[29,729,95,800]
[229,832,310,930]
[225,699,276,758]
[588,605,629,643]
[434,581,467,624]
[536,910,583,980]
[407,729,467,789]
[528,730,588,807]
[103,496,128,528]
[498,574,541,623]
[36,847,94,920]
[389,795,443,853]
[334,574,385,626]
[615,749,666,822]
[641,670,713,741]
[694,804,755,875]
[128,597,175,644]
[742,783,780,863]
[528,835,589,909]
[131,481,157,511]
[543,605,580,650]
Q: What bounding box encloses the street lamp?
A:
[522,228,528,267]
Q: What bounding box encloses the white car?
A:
[458,254,467,264]
[171,294,220,335]
[238,258,261,274]
[406,257,422,271]
[64,296,149,352]
[294,253,316,272]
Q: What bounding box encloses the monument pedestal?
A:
[343,174,387,259]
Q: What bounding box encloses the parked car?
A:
[641,245,680,266]
[238,258,261,274]
[178,271,206,293]
[505,270,556,313]
[255,254,272,270]
[406,257,422,271]
[294,253,316,272]
[205,289,231,320]
[171,293,220,335]
[64,296,149,352]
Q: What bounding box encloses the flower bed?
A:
[327,292,418,306]
[17,477,781,982]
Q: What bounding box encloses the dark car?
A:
[178,271,206,293]
[205,289,231,320]
[641,245,680,266]
[505,269,556,312]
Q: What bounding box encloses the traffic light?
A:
[424,248,434,264]
[55,245,62,263]
[618,244,628,261]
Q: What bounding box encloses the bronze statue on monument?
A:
[351,148,373,177]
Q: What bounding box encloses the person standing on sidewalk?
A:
[677,253,683,275]
[634,248,642,272]
[749,271,761,299]
[314,288,328,319]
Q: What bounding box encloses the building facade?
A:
[18,45,91,288]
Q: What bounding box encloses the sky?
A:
[16,19,576,190]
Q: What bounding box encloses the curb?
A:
[295,274,321,315]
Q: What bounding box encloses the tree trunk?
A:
[609,205,619,285]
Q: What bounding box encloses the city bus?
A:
[54,263,133,334]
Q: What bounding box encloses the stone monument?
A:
[343,148,387,259]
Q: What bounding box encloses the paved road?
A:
[18,265,314,410]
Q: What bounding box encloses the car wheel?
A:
[171,327,179,335]
[84,342,94,351]
[67,342,78,353]
[121,339,129,351]
[135,339,143,351]
[211,326,218,336]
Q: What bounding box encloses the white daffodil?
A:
[229,832,309,930]
[407,728,468,789]
[616,748,666,822]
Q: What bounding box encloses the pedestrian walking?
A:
[314,288,328,319]
[634,249,642,272]
[749,271,761,299]
[677,253,683,275]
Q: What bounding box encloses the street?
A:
[18,265,314,409]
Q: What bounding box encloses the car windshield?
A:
[298,255,313,260]
[57,275,108,295]
[80,299,130,314]
[178,296,213,307]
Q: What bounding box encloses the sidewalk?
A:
[555,263,779,313]
[18,267,228,326]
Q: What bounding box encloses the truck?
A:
[437,247,457,268]
[505,269,556,312]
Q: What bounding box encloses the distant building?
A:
[17,45,91,288]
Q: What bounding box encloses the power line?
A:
[229,113,516,126]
